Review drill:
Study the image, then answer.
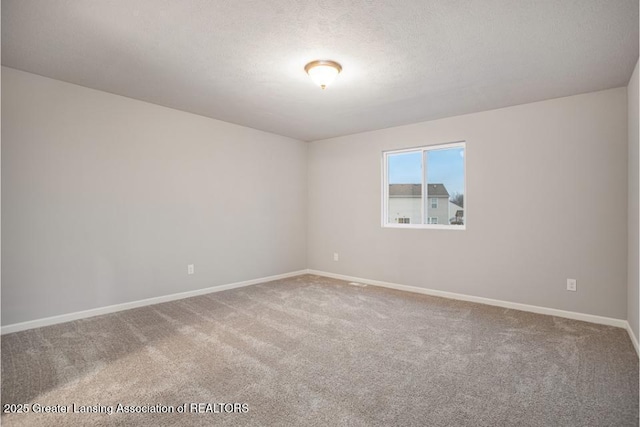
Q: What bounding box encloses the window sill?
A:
[382,224,466,230]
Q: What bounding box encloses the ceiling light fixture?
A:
[304,60,342,90]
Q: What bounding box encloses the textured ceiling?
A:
[2,1,638,141]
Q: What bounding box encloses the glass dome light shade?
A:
[305,60,342,89]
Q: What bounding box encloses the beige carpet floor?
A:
[1,274,638,426]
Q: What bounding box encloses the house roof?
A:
[389,184,449,197]
[427,184,449,197]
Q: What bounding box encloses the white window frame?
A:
[428,217,438,224]
[430,198,438,209]
[382,141,466,230]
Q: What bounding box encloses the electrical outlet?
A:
[333,253,339,261]
[566,278,577,291]
[188,264,195,275]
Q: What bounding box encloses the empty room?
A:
[1,1,639,426]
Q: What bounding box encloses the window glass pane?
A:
[425,147,465,226]
[387,151,423,225]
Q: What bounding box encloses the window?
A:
[383,142,465,229]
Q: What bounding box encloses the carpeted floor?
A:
[1,274,638,426]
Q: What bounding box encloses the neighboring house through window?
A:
[383,142,465,229]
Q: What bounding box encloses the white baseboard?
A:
[5,268,638,359]
[307,269,629,329]
[626,322,640,358]
[1,270,308,335]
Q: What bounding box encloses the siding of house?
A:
[388,195,450,225]
[388,197,421,224]
[427,196,449,224]
[388,183,451,225]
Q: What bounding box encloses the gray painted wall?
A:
[2,67,308,325]
[1,66,633,327]
[308,88,628,319]
[628,59,639,341]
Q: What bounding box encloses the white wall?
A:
[1,67,308,325]
[308,88,628,319]
[628,59,639,341]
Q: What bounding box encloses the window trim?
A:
[382,141,466,230]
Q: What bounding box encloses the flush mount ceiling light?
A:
[304,60,342,89]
